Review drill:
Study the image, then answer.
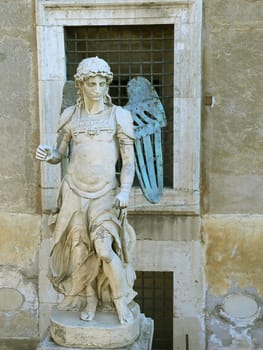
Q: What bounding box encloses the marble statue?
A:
[36,57,137,325]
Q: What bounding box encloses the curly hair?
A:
[74,57,114,108]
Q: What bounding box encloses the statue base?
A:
[40,302,152,349]
[38,306,153,350]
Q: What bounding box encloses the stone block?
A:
[0,339,39,350]
[203,2,263,214]
[39,303,55,341]
[0,267,38,338]
[0,212,40,273]
[204,0,263,23]
[0,0,33,31]
[173,317,205,350]
[203,215,263,295]
[128,214,201,241]
[0,33,39,212]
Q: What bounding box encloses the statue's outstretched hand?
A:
[115,191,129,209]
[36,144,53,161]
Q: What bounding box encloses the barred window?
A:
[64,25,174,187]
[135,271,174,350]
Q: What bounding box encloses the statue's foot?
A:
[57,295,85,312]
[57,296,75,311]
[80,295,98,321]
[114,297,133,324]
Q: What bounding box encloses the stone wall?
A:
[203,0,263,348]
[202,0,263,214]
[0,1,41,349]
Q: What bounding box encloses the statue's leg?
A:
[94,229,133,324]
[80,284,98,321]
[57,211,90,312]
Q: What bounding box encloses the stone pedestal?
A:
[38,308,153,350]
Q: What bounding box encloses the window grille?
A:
[64,25,174,187]
[134,271,174,350]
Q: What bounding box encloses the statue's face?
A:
[82,75,108,102]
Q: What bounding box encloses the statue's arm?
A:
[36,144,62,164]
[115,108,135,208]
[36,126,72,165]
[120,140,135,193]
[36,106,75,164]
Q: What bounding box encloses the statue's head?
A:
[75,57,113,84]
[74,57,113,107]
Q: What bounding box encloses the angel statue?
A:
[36,57,137,324]
[36,56,166,325]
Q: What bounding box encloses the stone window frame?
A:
[36,0,202,214]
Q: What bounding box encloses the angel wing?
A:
[124,77,167,204]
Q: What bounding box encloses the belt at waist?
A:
[64,175,117,199]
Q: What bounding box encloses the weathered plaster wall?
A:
[203,215,263,349]
[0,0,41,348]
[203,1,263,348]
[204,216,263,296]
[202,0,263,214]
[0,0,39,213]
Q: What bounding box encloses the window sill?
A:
[129,187,200,214]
